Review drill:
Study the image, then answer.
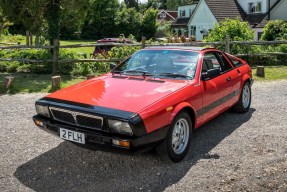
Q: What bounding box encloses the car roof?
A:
[144,46,216,52]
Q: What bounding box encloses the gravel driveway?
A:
[0,80,286,192]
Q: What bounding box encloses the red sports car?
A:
[33,47,253,162]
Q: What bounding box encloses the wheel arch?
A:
[169,102,197,131]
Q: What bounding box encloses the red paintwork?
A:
[46,48,252,134]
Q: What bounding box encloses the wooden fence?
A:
[1,36,287,74]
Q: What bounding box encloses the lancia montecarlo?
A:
[33,46,253,162]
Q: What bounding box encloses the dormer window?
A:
[181,10,186,17]
[160,12,166,19]
[249,2,262,13]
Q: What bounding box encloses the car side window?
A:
[202,52,221,74]
[216,52,233,72]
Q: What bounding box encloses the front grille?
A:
[49,107,103,130]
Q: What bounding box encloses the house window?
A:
[189,9,192,16]
[249,2,262,13]
[159,12,166,19]
[190,26,196,36]
[181,10,186,17]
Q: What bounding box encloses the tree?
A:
[204,18,254,54]
[261,20,287,41]
[60,0,89,39]
[0,0,46,37]
[115,6,141,39]
[166,0,194,10]
[0,6,11,36]
[141,8,158,39]
[81,0,119,39]
[204,18,254,42]
[124,0,139,10]
[0,0,89,43]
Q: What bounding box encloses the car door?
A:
[199,51,234,123]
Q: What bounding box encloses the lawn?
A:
[252,66,287,81]
[0,73,86,94]
[60,40,96,56]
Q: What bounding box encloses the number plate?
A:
[60,128,85,144]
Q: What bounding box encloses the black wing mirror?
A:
[201,68,221,80]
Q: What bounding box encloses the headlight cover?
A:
[108,119,133,136]
[35,104,50,117]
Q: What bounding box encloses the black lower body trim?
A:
[33,115,168,152]
[197,89,240,117]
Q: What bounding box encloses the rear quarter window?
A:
[227,55,243,67]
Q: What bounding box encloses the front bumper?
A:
[33,115,168,151]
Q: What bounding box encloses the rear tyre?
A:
[156,112,192,163]
[233,81,251,113]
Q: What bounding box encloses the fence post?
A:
[3,76,14,90]
[26,31,30,45]
[52,39,59,75]
[51,76,61,90]
[142,36,146,49]
[256,66,265,77]
[225,35,230,53]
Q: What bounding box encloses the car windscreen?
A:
[114,49,199,79]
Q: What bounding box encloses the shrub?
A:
[204,18,254,54]
[261,20,287,41]
[108,46,140,59]
[17,64,32,73]
[0,62,8,72]
[6,62,21,73]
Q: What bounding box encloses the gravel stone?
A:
[0,80,286,192]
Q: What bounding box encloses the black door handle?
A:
[226,77,231,81]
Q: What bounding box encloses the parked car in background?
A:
[92,38,133,58]
[33,46,253,162]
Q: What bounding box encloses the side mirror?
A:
[110,63,116,70]
[201,68,221,80]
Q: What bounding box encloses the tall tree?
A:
[166,0,194,10]
[0,0,89,43]
[115,6,141,39]
[81,0,119,39]
[124,0,139,10]
[141,8,158,39]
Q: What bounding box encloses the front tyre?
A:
[156,112,192,163]
[233,81,251,113]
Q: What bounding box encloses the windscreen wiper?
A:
[124,70,153,78]
[158,73,189,78]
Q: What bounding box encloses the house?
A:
[172,0,287,41]
[171,3,198,36]
[157,10,178,24]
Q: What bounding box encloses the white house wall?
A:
[188,0,218,40]
[270,0,287,20]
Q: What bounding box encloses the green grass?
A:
[252,66,287,81]
[60,40,96,56]
[0,73,86,94]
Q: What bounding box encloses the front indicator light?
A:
[34,120,44,127]
[108,119,133,136]
[112,139,130,148]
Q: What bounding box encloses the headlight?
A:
[108,119,133,136]
[35,104,50,117]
